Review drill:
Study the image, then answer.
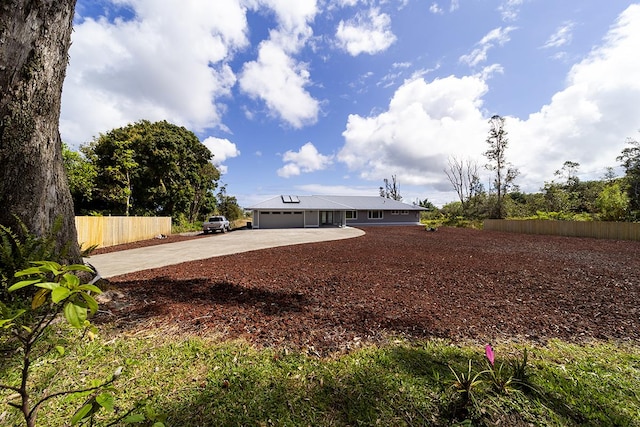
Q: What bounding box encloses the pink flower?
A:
[485,344,495,367]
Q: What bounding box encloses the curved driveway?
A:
[86,227,365,278]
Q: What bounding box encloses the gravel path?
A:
[96,226,640,355]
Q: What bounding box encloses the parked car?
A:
[203,216,230,234]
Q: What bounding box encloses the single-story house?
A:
[248,195,427,229]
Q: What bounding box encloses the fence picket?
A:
[483,219,640,241]
[75,216,172,249]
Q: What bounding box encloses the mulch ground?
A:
[96,226,640,355]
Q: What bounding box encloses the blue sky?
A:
[61,0,640,207]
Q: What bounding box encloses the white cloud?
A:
[459,26,516,67]
[542,21,575,49]
[238,0,321,128]
[480,63,504,80]
[338,75,489,186]
[498,0,524,22]
[329,0,360,9]
[429,3,443,14]
[429,1,457,15]
[61,0,249,146]
[336,7,397,56]
[239,40,320,128]
[337,4,640,200]
[278,142,334,177]
[251,0,318,36]
[507,3,640,188]
[295,183,380,195]
[202,136,241,174]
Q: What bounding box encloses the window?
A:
[401,210,409,215]
[368,210,383,220]
[391,210,399,215]
[345,211,357,220]
[281,195,300,203]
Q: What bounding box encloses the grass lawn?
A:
[1,326,639,426]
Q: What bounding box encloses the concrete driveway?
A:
[86,227,365,278]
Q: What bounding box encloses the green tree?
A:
[484,115,519,219]
[0,0,80,263]
[62,144,97,214]
[83,120,220,219]
[617,135,640,218]
[597,182,630,221]
[189,162,220,222]
[416,198,436,211]
[83,130,138,216]
[541,180,571,213]
[215,185,243,222]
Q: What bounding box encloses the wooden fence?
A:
[483,219,640,241]
[75,216,172,249]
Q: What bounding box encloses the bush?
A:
[0,217,70,303]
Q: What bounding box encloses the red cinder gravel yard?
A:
[97,226,640,355]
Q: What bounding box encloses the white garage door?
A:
[259,211,304,228]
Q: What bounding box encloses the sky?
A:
[61,0,640,208]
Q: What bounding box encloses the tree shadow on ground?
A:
[94,278,308,330]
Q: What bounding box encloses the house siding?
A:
[346,210,421,226]
[250,195,425,228]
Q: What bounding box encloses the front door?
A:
[321,211,333,225]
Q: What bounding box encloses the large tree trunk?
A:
[0,0,80,263]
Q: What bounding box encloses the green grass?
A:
[1,329,639,426]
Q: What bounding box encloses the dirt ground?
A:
[96,226,640,355]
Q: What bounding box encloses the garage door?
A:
[259,211,304,228]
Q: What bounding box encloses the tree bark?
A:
[0,0,80,262]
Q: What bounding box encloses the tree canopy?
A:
[484,115,519,219]
[79,120,220,221]
[617,135,640,218]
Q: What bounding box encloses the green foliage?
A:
[80,120,220,220]
[596,182,630,221]
[9,261,99,328]
[449,360,484,406]
[0,217,69,303]
[509,348,531,389]
[484,115,519,219]
[617,135,640,215]
[62,143,98,214]
[1,336,638,426]
[521,211,594,221]
[1,262,161,427]
[215,184,243,222]
[171,214,203,233]
[1,263,101,427]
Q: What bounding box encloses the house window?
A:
[345,211,357,220]
[368,210,383,220]
[401,210,409,215]
[391,210,399,215]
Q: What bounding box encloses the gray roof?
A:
[249,195,427,211]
